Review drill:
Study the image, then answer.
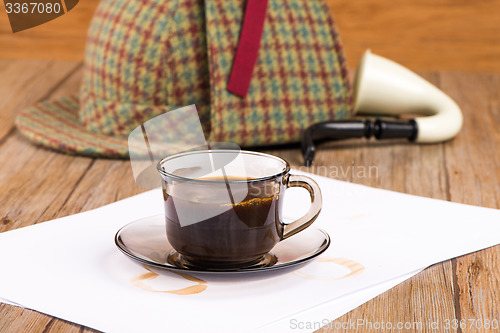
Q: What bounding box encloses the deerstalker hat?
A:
[16,0,352,158]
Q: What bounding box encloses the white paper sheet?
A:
[0,171,498,333]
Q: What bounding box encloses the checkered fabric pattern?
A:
[206,0,352,145]
[15,0,351,157]
[80,0,211,137]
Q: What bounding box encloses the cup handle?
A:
[281,175,322,240]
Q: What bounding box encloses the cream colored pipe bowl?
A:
[353,50,463,143]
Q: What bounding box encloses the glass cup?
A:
[157,150,322,268]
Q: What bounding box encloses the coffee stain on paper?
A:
[131,266,207,295]
[294,257,365,281]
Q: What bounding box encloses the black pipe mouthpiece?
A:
[301,119,418,166]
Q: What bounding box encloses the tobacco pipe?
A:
[301,50,463,166]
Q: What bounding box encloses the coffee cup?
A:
[157,150,322,268]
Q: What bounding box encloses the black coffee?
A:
[163,177,283,267]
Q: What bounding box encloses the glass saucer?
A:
[115,215,330,274]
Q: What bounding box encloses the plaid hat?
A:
[15,0,352,158]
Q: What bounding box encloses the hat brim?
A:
[15,94,129,158]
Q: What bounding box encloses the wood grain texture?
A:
[0,61,499,332]
[442,72,500,333]
[0,0,500,71]
[325,0,500,72]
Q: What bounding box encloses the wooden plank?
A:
[441,72,500,333]
[0,306,95,333]
[37,158,146,222]
[441,73,500,209]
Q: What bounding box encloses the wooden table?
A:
[2,0,500,72]
[0,60,498,332]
